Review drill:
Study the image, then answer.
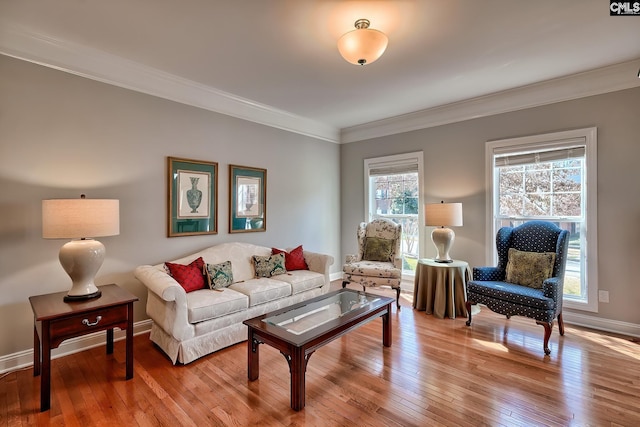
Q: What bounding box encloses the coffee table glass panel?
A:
[243,289,393,411]
[262,290,384,336]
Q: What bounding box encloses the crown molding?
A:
[2,25,639,145]
[341,58,640,143]
[0,25,341,143]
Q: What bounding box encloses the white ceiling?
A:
[1,0,640,143]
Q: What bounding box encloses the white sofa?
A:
[134,242,334,364]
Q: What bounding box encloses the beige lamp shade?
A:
[425,202,463,227]
[337,19,388,65]
[425,202,463,263]
[43,198,120,239]
[42,197,119,301]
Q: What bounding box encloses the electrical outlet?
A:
[598,290,609,303]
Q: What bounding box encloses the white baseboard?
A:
[330,272,343,282]
[0,319,153,375]
[563,312,640,338]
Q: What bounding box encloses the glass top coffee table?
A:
[243,288,394,411]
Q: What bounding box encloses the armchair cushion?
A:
[467,280,555,311]
[343,260,401,279]
[363,237,394,262]
[505,248,556,289]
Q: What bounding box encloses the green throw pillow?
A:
[205,261,233,290]
[363,237,393,262]
[252,253,287,278]
[505,248,556,289]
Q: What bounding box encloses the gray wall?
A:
[0,55,341,358]
[341,87,640,325]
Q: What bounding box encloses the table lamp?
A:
[42,195,120,302]
[425,201,463,263]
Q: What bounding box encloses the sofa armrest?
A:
[472,266,504,281]
[134,265,186,302]
[134,265,192,341]
[303,250,334,285]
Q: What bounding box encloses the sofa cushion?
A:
[505,248,556,289]
[205,261,233,290]
[165,257,206,292]
[276,270,324,294]
[186,288,249,323]
[272,245,309,271]
[363,237,393,262]
[229,278,291,306]
[252,253,287,278]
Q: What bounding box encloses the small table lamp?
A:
[425,201,463,263]
[42,195,119,302]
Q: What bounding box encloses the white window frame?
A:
[485,128,598,312]
[364,151,425,279]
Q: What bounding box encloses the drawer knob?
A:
[82,316,102,327]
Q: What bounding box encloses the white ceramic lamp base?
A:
[59,239,104,302]
[431,227,455,263]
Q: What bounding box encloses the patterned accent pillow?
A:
[252,253,287,278]
[164,256,206,292]
[204,261,233,290]
[505,248,556,289]
[363,237,393,262]
[271,245,309,271]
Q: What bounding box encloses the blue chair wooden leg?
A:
[537,321,553,355]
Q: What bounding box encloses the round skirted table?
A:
[413,259,471,319]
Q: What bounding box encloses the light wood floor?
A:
[2,282,639,426]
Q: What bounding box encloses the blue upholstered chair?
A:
[465,221,569,355]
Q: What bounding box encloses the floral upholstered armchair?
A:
[466,221,570,355]
[342,218,402,309]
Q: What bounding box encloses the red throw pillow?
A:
[272,245,309,271]
[165,256,206,292]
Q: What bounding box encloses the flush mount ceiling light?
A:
[337,19,388,65]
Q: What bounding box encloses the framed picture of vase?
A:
[168,157,218,237]
[229,165,266,233]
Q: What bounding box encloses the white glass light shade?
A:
[425,202,463,263]
[42,198,119,301]
[337,19,388,65]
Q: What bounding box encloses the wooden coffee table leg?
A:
[290,347,308,411]
[382,303,392,347]
[247,329,260,381]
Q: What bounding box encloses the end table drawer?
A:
[49,306,128,342]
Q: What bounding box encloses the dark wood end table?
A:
[29,283,138,411]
